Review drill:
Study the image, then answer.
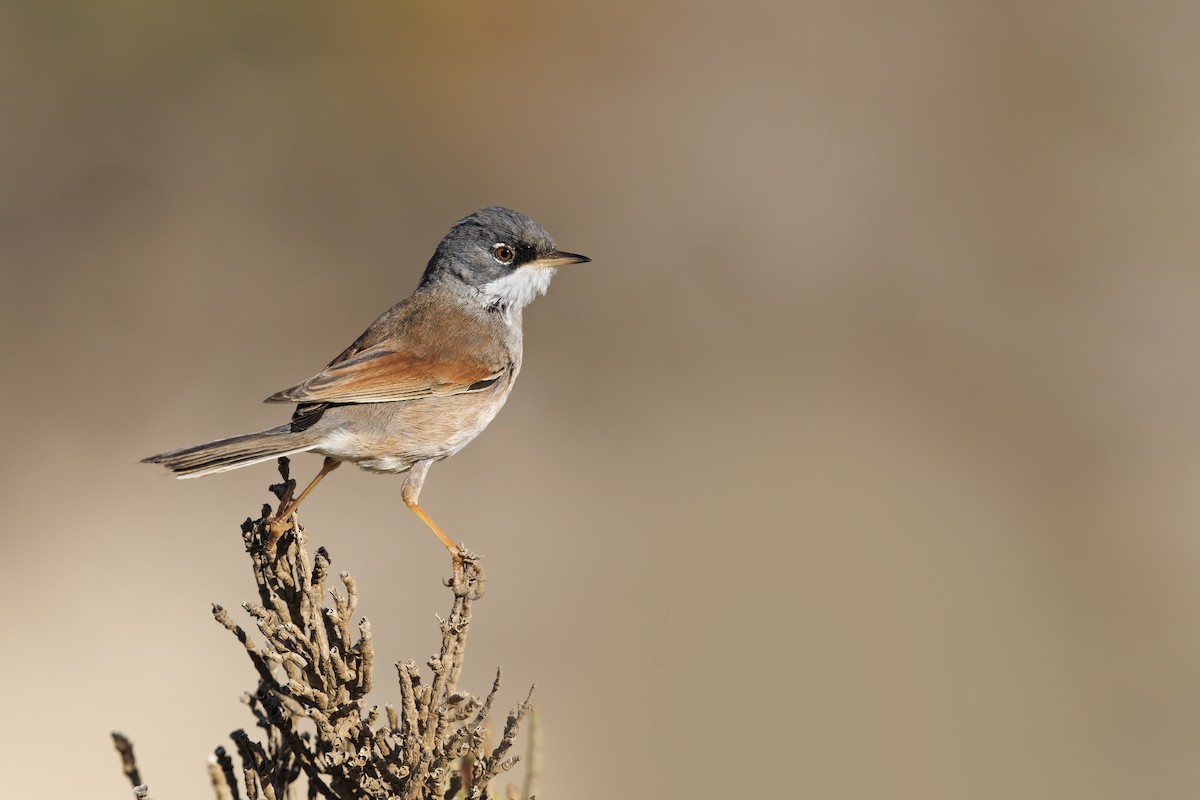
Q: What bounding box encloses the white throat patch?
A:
[480,267,555,318]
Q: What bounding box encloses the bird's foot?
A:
[262,466,299,549]
[264,504,298,550]
[447,547,484,599]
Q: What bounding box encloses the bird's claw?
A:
[445,548,484,598]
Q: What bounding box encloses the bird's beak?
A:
[529,250,591,269]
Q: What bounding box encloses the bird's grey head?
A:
[420,206,589,316]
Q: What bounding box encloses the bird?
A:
[143,206,590,580]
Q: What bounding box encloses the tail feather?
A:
[142,426,320,478]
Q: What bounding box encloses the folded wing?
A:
[266,342,507,405]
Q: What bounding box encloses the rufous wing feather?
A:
[265,343,506,404]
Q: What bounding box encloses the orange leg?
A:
[402,460,464,584]
[405,500,461,557]
[269,457,341,538]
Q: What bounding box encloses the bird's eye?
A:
[492,243,516,265]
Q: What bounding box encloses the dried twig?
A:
[111,732,143,791]
[114,458,536,799]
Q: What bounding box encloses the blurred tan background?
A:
[3,1,1200,797]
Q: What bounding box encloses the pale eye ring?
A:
[492,243,516,265]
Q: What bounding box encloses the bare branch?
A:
[110,732,142,789]
[116,457,536,799]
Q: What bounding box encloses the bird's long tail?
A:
[142,425,321,478]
